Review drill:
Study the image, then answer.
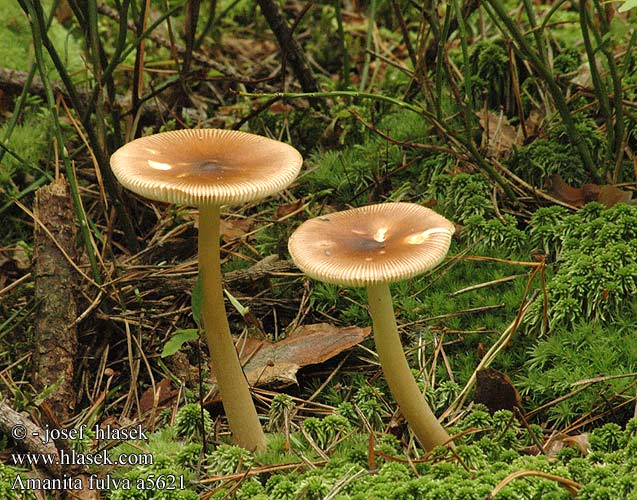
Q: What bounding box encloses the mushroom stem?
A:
[199,204,266,451]
[367,282,451,451]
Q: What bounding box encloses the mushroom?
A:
[288,202,454,450]
[110,129,303,451]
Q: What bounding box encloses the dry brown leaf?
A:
[545,433,591,457]
[275,199,304,220]
[12,244,30,270]
[547,175,633,208]
[474,368,522,413]
[139,378,177,414]
[210,324,370,392]
[477,111,519,156]
[597,184,633,207]
[269,102,296,114]
[220,218,253,242]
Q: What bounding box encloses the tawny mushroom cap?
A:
[289,203,455,451]
[288,203,455,287]
[109,128,302,452]
[110,129,303,206]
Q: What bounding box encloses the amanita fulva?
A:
[288,203,454,450]
[111,129,302,451]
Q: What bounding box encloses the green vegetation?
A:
[103,408,637,499]
[1,0,637,497]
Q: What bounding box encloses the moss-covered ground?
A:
[1,0,637,498]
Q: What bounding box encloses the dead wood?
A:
[255,0,322,95]
[31,177,78,423]
[0,67,161,122]
[0,393,62,476]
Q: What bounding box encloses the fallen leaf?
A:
[571,61,593,88]
[597,184,633,207]
[269,102,295,114]
[477,111,519,156]
[12,243,30,270]
[139,378,177,414]
[547,175,633,208]
[220,218,253,242]
[275,199,304,220]
[474,368,522,413]
[545,433,591,457]
[209,324,370,394]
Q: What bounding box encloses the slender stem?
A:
[367,283,451,451]
[359,0,378,91]
[198,204,266,451]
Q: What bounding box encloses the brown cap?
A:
[288,203,454,287]
[110,129,303,206]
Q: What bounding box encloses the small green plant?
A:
[506,119,607,187]
[206,444,254,475]
[427,173,494,224]
[527,203,637,332]
[303,414,352,449]
[267,394,295,432]
[519,320,637,427]
[0,463,37,500]
[174,403,213,440]
[469,40,512,112]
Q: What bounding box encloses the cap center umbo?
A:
[355,238,387,252]
[198,160,225,172]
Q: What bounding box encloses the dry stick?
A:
[448,274,524,298]
[31,178,79,422]
[487,470,582,499]
[255,0,321,95]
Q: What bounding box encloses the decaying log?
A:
[31,177,78,423]
[0,393,62,477]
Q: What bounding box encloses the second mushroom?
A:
[288,202,454,451]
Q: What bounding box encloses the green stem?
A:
[198,204,265,451]
[20,0,139,250]
[522,0,547,66]
[453,0,475,145]
[434,3,453,121]
[359,0,378,91]
[334,0,350,89]
[240,90,516,200]
[22,0,101,283]
[367,283,451,451]
[579,0,613,164]
[485,0,598,180]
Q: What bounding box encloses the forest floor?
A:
[1,0,637,499]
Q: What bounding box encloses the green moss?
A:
[527,203,637,331]
[0,0,83,75]
[506,118,607,187]
[0,104,52,190]
[469,40,511,111]
[519,320,637,427]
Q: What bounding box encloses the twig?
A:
[255,0,322,95]
[487,470,581,498]
[448,274,524,298]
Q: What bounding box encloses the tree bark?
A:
[31,177,78,423]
